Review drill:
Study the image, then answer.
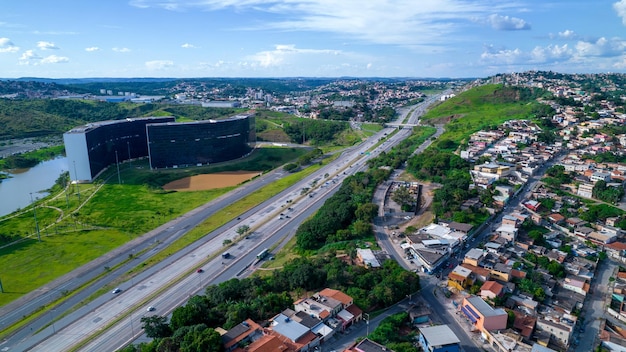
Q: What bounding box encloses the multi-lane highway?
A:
[3,95,442,352]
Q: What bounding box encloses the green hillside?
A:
[421,84,553,150]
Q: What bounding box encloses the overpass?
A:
[384,122,421,128]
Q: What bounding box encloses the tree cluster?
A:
[125,257,419,352]
[296,170,388,250]
[283,119,348,145]
[592,180,625,204]
[368,312,418,352]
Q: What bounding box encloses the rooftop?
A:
[466,296,507,317]
[420,325,461,346]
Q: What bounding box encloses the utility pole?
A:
[73,160,81,202]
[127,141,132,168]
[302,120,305,144]
[29,193,41,242]
[115,150,121,184]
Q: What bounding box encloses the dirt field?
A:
[162,171,262,191]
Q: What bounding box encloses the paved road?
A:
[574,259,617,351]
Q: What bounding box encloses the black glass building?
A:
[147,114,255,169]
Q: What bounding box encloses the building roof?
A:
[481,281,504,294]
[466,296,507,317]
[318,288,353,306]
[420,325,461,346]
[450,265,472,279]
[270,313,310,342]
[346,338,393,352]
[465,248,485,260]
[448,221,473,233]
[357,248,381,268]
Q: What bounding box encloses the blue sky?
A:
[1,0,626,78]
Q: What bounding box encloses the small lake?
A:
[0,157,68,217]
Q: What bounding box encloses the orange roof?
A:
[511,269,527,279]
[461,263,491,278]
[345,304,363,317]
[319,310,330,319]
[481,281,504,294]
[606,241,626,251]
[238,334,294,352]
[318,288,353,306]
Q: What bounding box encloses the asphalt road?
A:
[8,97,441,352]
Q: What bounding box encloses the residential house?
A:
[345,338,394,352]
[222,319,263,351]
[461,263,492,282]
[480,281,504,300]
[513,311,537,339]
[490,263,512,282]
[356,248,381,268]
[418,325,461,352]
[536,319,573,347]
[464,248,486,267]
[562,276,589,296]
[448,265,473,291]
[460,296,508,332]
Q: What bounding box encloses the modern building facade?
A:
[146,114,255,169]
[63,113,255,182]
[64,116,175,181]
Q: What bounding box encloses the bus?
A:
[256,248,269,260]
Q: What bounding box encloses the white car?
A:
[147,306,156,312]
[112,288,121,294]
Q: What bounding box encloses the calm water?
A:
[0,157,68,217]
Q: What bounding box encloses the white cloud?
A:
[613,56,626,68]
[486,14,531,30]
[614,0,626,25]
[112,47,131,52]
[85,46,100,52]
[41,55,69,64]
[481,43,572,65]
[37,41,59,50]
[247,44,341,68]
[145,60,174,70]
[18,50,42,65]
[0,37,19,53]
[181,43,197,48]
[130,0,524,49]
[530,44,572,62]
[575,37,626,57]
[558,29,577,40]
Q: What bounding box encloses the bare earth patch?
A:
[163,171,262,191]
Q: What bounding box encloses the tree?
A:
[355,202,379,221]
[141,315,172,339]
[391,186,415,210]
[236,225,250,237]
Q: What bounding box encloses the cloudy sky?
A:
[1,0,626,78]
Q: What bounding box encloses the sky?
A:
[1,0,626,79]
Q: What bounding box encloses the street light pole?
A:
[115,150,121,184]
[73,160,81,202]
[364,312,370,336]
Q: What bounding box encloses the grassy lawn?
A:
[0,146,312,308]
[0,229,130,304]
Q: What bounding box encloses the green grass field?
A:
[0,147,311,308]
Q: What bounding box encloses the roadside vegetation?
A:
[0,145,65,170]
[122,124,434,352]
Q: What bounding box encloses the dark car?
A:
[196,268,204,273]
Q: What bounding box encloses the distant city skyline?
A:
[1,0,626,78]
